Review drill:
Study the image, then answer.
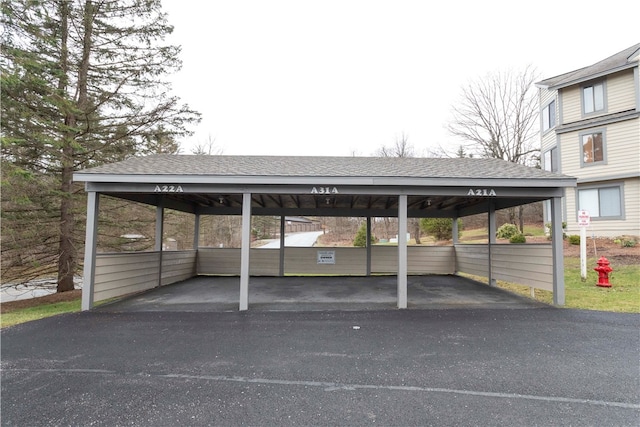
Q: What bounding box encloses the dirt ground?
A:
[530,235,640,265]
[2,237,638,314]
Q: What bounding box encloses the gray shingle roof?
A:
[536,43,640,89]
[75,154,569,181]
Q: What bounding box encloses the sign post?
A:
[577,210,590,280]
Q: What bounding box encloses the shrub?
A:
[420,218,462,241]
[545,222,567,240]
[496,223,519,239]
[509,233,526,244]
[568,235,580,245]
[615,238,637,248]
[353,223,375,247]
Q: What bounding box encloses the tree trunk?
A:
[518,205,525,233]
[57,156,76,292]
[412,219,421,244]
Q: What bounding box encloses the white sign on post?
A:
[578,210,590,227]
[578,210,590,280]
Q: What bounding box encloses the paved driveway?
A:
[2,307,638,426]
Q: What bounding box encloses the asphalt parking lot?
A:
[2,304,639,426]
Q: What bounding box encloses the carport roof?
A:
[74,155,576,217]
[76,154,571,182]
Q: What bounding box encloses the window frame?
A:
[581,80,607,116]
[576,183,625,221]
[542,146,558,172]
[542,99,556,133]
[579,129,607,167]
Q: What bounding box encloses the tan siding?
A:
[197,248,240,274]
[540,88,558,152]
[454,245,489,276]
[607,70,636,113]
[492,245,553,291]
[371,246,397,273]
[196,246,455,275]
[558,131,581,176]
[561,86,582,124]
[566,177,640,237]
[454,244,553,290]
[250,249,280,275]
[604,119,640,177]
[285,247,367,275]
[407,246,455,274]
[559,119,640,180]
[94,252,161,301]
[161,251,197,286]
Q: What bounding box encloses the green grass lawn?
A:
[496,258,639,313]
[1,300,81,328]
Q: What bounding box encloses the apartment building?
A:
[536,43,640,237]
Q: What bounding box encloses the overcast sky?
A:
[161,0,638,157]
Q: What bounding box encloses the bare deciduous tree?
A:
[447,66,540,166]
[374,132,416,158]
[446,66,540,231]
[374,133,421,244]
[192,134,224,155]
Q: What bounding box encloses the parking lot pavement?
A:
[2,308,639,426]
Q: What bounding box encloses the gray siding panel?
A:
[161,251,197,286]
[94,252,161,301]
[455,245,489,276]
[492,245,553,291]
[95,251,197,301]
[454,244,553,291]
[197,246,455,275]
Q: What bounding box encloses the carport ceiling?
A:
[74,155,576,218]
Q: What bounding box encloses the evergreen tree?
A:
[1,0,201,291]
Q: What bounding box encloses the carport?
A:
[74,155,576,311]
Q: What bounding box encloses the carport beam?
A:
[81,192,99,311]
[398,195,408,309]
[279,216,285,276]
[551,197,565,305]
[193,213,200,249]
[366,217,372,276]
[155,200,164,287]
[488,203,496,287]
[239,192,251,310]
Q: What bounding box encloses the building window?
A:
[543,147,558,172]
[582,81,605,114]
[542,100,556,132]
[581,131,605,165]
[578,185,623,219]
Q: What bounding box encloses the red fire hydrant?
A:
[594,256,613,287]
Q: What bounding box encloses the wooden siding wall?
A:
[94,251,196,302]
[197,246,455,276]
[455,244,553,291]
[93,245,553,300]
[454,244,489,277]
[161,251,197,286]
[492,245,553,291]
[606,70,636,112]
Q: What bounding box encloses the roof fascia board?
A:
[555,111,639,134]
[86,182,568,198]
[549,63,637,90]
[82,177,576,191]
